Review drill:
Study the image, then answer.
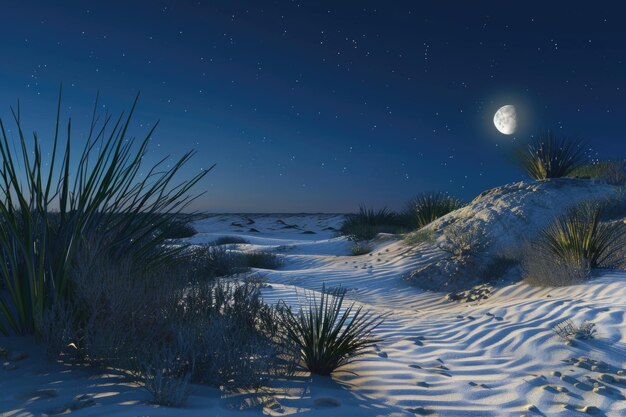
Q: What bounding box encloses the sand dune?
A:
[1,213,625,417]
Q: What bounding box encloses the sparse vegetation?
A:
[570,159,626,186]
[553,319,596,342]
[350,241,372,256]
[213,235,250,245]
[279,285,383,375]
[37,247,292,406]
[340,206,405,241]
[522,202,626,286]
[404,228,435,246]
[438,222,490,263]
[404,192,463,229]
[243,251,283,269]
[518,131,588,180]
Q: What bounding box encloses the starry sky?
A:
[1,1,625,212]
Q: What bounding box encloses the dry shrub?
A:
[37,241,293,406]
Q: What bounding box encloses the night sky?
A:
[1,1,625,212]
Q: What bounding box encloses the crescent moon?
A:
[493,105,517,135]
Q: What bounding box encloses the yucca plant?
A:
[405,192,462,228]
[538,202,625,269]
[0,90,210,335]
[340,206,399,240]
[518,131,588,179]
[279,285,383,375]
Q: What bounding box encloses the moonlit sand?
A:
[2,185,625,416]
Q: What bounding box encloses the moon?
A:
[493,105,517,135]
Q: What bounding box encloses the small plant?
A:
[570,159,626,186]
[539,202,625,269]
[243,251,283,270]
[213,236,250,245]
[404,228,435,246]
[279,285,383,375]
[139,348,191,407]
[350,241,372,256]
[517,131,588,180]
[404,192,463,228]
[438,222,490,263]
[340,206,402,241]
[553,319,596,341]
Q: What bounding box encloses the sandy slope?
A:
[1,213,625,417]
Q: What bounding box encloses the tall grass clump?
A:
[0,91,210,335]
[523,202,626,286]
[518,131,588,179]
[279,285,383,375]
[340,206,401,241]
[404,192,462,228]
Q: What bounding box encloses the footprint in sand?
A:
[314,398,341,408]
[415,381,430,388]
[408,406,436,415]
[378,352,388,358]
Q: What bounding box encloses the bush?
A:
[438,222,490,263]
[36,248,291,406]
[350,242,372,256]
[278,285,383,375]
[340,206,404,241]
[187,245,247,278]
[243,251,283,270]
[404,192,462,229]
[404,228,435,246]
[570,159,626,186]
[522,202,626,286]
[517,131,588,179]
[213,236,250,245]
[0,92,209,335]
[538,203,625,269]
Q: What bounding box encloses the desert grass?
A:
[350,241,372,256]
[0,91,209,335]
[279,285,383,375]
[517,131,588,179]
[404,192,462,229]
[243,251,283,269]
[523,202,626,286]
[340,206,406,241]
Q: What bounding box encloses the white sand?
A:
[2,212,625,417]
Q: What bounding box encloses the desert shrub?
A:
[350,242,372,256]
[213,236,250,245]
[37,248,291,406]
[404,192,463,229]
[522,252,590,287]
[553,319,596,341]
[570,159,626,186]
[538,202,625,269]
[278,285,383,375]
[340,206,404,241]
[404,228,435,246]
[188,245,248,278]
[243,251,283,270]
[438,222,490,263]
[0,92,209,335]
[517,131,588,180]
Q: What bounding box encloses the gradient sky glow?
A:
[1,1,625,212]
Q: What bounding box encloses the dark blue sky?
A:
[1,1,625,212]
